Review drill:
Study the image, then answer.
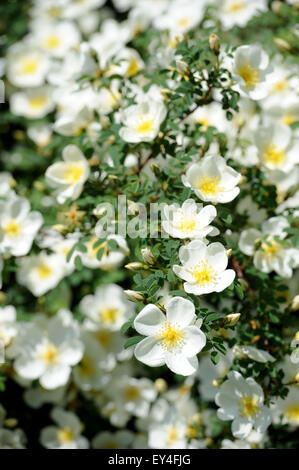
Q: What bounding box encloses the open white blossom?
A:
[215,371,271,438]
[40,407,89,449]
[11,310,83,390]
[173,240,235,295]
[134,297,206,376]
[182,155,241,203]
[45,145,90,204]
[79,283,135,331]
[6,43,49,88]
[16,252,66,297]
[119,101,167,143]
[233,45,271,100]
[0,196,43,256]
[239,216,299,278]
[162,199,219,240]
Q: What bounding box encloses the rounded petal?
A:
[134,304,165,336]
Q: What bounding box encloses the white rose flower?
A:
[182,155,241,203]
[255,123,299,172]
[215,371,271,438]
[271,387,299,428]
[31,21,80,58]
[119,101,167,143]
[219,0,267,30]
[133,297,206,376]
[0,196,43,257]
[173,240,235,295]
[6,43,49,88]
[45,145,90,204]
[10,86,54,119]
[79,283,135,331]
[16,252,66,297]
[12,310,83,390]
[162,199,219,240]
[239,216,298,278]
[40,407,89,449]
[233,45,271,100]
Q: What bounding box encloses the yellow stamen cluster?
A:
[136,118,154,134]
[3,220,22,238]
[57,428,74,444]
[21,59,38,75]
[64,164,84,184]
[158,322,185,351]
[29,96,47,109]
[285,404,299,424]
[238,64,259,88]
[176,216,197,233]
[227,1,245,13]
[196,175,223,197]
[263,144,286,167]
[36,263,53,279]
[100,307,120,325]
[40,343,59,365]
[191,261,216,286]
[79,356,95,378]
[238,395,259,419]
[124,386,140,401]
[44,35,61,50]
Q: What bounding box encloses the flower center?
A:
[100,307,120,325]
[261,237,282,258]
[124,385,140,401]
[282,113,296,126]
[178,17,189,27]
[3,219,22,238]
[44,35,61,50]
[36,263,53,279]
[190,261,216,285]
[196,175,223,196]
[176,216,197,233]
[64,164,84,184]
[238,64,259,88]
[285,404,299,424]
[29,96,47,109]
[227,1,245,13]
[57,428,74,444]
[238,395,259,419]
[158,322,185,351]
[21,59,38,75]
[166,426,179,445]
[40,342,59,365]
[197,117,210,127]
[95,330,111,349]
[79,356,95,378]
[126,58,140,77]
[136,118,154,134]
[272,79,289,94]
[263,144,286,167]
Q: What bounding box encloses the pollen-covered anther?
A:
[158,321,185,351]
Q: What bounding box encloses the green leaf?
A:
[124,336,144,349]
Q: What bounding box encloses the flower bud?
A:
[271,1,283,14]
[125,262,148,271]
[274,37,291,52]
[209,33,220,54]
[226,248,232,258]
[224,313,241,327]
[141,247,156,265]
[154,378,167,393]
[290,295,299,312]
[124,290,145,303]
[176,59,188,75]
[52,224,67,233]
